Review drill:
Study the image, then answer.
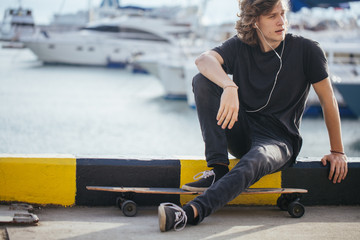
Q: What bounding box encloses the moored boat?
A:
[333,82,360,118]
[0,7,35,42]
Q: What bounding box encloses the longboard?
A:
[86,186,307,218]
[0,204,39,225]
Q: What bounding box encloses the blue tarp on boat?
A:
[290,0,358,12]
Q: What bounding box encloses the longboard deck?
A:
[86,186,308,195]
[86,186,308,218]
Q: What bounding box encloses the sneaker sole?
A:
[158,205,166,232]
[181,185,207,192]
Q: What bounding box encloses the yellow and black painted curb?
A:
[1,154,359,207]
[0,154,76,206]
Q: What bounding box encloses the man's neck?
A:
[259,40,281,53]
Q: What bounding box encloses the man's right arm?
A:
[195,50,239,130]
[195,50,235,88]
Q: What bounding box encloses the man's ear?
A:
[253,17,259,29]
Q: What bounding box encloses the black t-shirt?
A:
[213,33,329,157]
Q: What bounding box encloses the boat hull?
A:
[23,33,172,66]
[333,82,360,118]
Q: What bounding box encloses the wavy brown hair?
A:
[235,0,290,46]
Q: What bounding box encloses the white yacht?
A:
[20,15,194,66]
[0,7,35,42]
[134,39,216,102]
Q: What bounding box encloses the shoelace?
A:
[160,203,187,231]
[193,170,216,186]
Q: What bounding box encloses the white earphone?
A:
[246,22,285,113]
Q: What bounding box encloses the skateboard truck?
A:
[12,213,39,224]
[9,203,34,212]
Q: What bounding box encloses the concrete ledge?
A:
[76,158,180,206]
[0,154,76,206]
[179,159,281,206]
[1,155,359,206]
[283,157,360,205]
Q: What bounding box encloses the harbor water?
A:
[0,46,359,158]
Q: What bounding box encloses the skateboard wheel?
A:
[288,202,305,218]
[277,195,289,211]
[122,200,137,217]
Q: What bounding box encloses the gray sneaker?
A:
[158,203,187,232]
[182,170,216,192]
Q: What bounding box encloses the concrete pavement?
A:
[3,205,360,240]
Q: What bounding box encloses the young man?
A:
[158,0,348,232]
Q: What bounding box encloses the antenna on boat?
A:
[88,0,93,22]
[195,0,210,35]
[57,0,66,15]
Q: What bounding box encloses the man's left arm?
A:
[312,77,348,184]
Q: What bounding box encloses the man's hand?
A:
[216,87,239,129]
[321,153,348,184]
